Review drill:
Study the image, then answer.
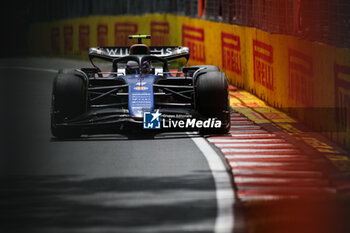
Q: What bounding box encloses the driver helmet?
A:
[126,60,139,74]
[141,61,151,74]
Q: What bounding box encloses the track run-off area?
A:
[1,58,350,233]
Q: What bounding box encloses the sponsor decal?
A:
[150,47,173,56]
[334,64,350,129]
[97,24,108,47]
[221,32,242,75]
[133,86,148,91]
[79,25,90,52]
[104,47,176,57]
[143,110,222,129]
[135,81,147,85]
[182,25,205,62]
[64,26,73,53]
[144,110,162,129]
[163,118,222,129]
[151,21,170,46]
[253,40,274,90]
[106,47,130,56]
[288,49,313,106]
[51,27,60,54]
[131,92,152,117]
[115,22,138,46]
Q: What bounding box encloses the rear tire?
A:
[196,71,230,134]
[51,69,86,138]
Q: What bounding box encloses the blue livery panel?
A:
[126,74,160,118]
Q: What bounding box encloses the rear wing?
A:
[89,46,190,62]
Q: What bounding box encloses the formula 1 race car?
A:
[51,35,230,138]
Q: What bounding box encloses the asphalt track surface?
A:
[0,58,235,233]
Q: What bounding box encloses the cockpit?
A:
[125,60,153,75]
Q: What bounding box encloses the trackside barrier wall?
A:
[29,14,350,149]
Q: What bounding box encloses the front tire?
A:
[51,69,87,138]
[196,71,231,134]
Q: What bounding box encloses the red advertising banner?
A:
[63,26,73,53]
[114,23,138,46]
[97,24,108,47]
[150,21,170,46]
[288,49,314,106]
[51,27,60,53]
[221,32,242,75]
[253,40,274,90]
[182,25,205,62]
[79,25,90,52]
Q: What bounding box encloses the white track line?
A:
[222,148,299,153]
[190,135,235,233]
[229,125,261,129]
[230,161,300,167]
[225,154,305,159]
[234,176,327,184]
[228,133,277,137]
[229,130,267,133]
[239,195,298,201]
[230,121,254,124]
[208,138,286,143]
[0,66,57,73]
[215,143,294,148]
[232,169,323,177]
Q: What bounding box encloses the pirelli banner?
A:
[29,14,350,148]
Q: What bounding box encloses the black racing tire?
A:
[51,69,86,138]
[196,71,231,134]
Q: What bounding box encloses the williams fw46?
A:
[51,35,231,138]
